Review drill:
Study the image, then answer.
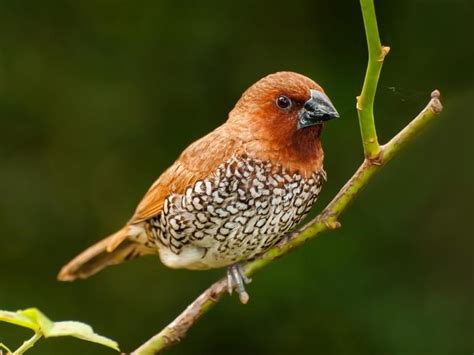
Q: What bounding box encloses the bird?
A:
[58,71,339,303]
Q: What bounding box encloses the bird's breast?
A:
[147,154,326,270]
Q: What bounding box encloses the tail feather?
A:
[58,227,155,281]
[106,226,130,252]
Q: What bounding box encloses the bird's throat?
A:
[289,124,324,169]
[258,124,324,177]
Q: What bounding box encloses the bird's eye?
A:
[276,95,292,110]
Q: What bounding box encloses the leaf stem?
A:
[12,333,42,355]
[1,343,13,355]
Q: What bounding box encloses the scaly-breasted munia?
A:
[58,71,339,303]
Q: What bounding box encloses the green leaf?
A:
[18,308,54,334]
[0,308,119,352]
[44,321,119,351]
[0,309,39,331]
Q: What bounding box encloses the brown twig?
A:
[132,93,443,355]
[132,0,443,352]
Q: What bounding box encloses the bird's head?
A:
[229,72,339,167]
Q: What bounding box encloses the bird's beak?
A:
[297,89,339,129]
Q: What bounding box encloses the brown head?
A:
[228,71,339,174]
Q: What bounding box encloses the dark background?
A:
[1,1,473,354]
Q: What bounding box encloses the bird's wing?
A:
[129,126,242,224]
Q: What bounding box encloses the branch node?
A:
[356,96,362,111]
[366,148,384,166]
[378,46,390,62]
[430,90,443,114]
[324,218,341,230]
[209,290,219,302]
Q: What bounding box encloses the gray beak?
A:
[297,89,339,129]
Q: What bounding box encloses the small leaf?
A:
[45,321,119,352]
[0,310,39,331]
[0,308,119,352]
[18,308,54,334]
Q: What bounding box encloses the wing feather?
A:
[129,127,242,224]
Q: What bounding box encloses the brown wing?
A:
[129,126,243,224]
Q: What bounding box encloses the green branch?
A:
[357,0,390,160]
[132,1,443,354]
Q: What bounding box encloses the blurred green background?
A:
[1,0,473,354]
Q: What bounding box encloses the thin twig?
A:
[12,332,42,355]
[0,343,13,355]
[132,0,443,353]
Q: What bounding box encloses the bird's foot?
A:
[226,264,252,304]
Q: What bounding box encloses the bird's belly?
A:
[148,156,325,270]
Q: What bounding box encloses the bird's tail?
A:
[57,226,155,281]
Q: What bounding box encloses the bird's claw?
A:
[226,264,252,304]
